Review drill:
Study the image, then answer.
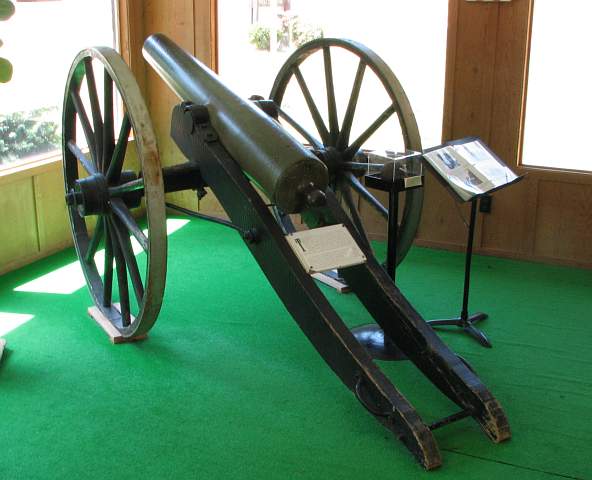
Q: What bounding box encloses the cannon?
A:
[61,34,510,470]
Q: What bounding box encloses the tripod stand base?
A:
[351,324,407,361]
[427,312,492,348]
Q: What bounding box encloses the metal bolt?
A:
[242,228,260,244]
[65,189,82,206]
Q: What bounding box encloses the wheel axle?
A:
[66,170,142,217]
[68,173,109,216]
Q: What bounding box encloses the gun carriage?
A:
[62,34,510,470]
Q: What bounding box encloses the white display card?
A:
[286,224,367,274]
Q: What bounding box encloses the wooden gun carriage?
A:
[61,33,510,470]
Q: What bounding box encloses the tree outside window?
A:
[0,0,114,168]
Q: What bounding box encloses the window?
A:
[522,1,592,172]
[0,0,116,169]
[217,0,448,150]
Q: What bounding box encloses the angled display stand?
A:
[423,137,523,348]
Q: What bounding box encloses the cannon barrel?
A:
[143,33,328,213]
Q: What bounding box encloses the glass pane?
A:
[0,0,114,169]
[217,0,448,150]
[522,2,592,171]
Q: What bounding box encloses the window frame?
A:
[0,0,128,183]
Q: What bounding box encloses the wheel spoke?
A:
[293,66,331,145]
[111,216,144,306]
[103,218,114,307]
[344,104,396,159]
[277,106,323,150]
[106,113,131,182]
[108,178,144,197]
[109,217,131,326]
[337,59,366,151]
[268,39,424,268]
[110,198,149,251]
[84,58,104,171]
[340,179,371,249]
[70,89,97,164]
[323,46,339,145]
[67,141,97,176]
[344,171,388,219]
[103,69,114,173]
[85,215,105,264]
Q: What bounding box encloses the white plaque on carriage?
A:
[286,224,367,274]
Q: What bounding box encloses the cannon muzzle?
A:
[143,33,328,213]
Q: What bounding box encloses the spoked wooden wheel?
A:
[270,38,423,264]
[62,47,167,338]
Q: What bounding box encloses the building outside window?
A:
[218,0,448,151]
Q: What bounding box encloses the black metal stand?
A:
[427,199,491,348]
[352,175,414,361]
[386,186,399,283]
[364,172,423,282]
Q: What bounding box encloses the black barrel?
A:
[143,33,328,213]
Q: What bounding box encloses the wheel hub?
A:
[315,146,347,177]
[66,173,109,217]
[65,170,141,217]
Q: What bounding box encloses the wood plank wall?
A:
[415,0,592,269]
[0,160,72,275]
[129,0,221,214]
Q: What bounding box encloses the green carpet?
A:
[0,217,590,479]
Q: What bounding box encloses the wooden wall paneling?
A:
[118,0,147,94]
[119,0,218,217]
[481,0,534,254]
[479,179,533,254]
[143,0,199,211]
[33,168,71,253]
[523,167,592,186]
[442,0,459,141]
[522,175,539,253]
[144,0,195,162]
[448,1,499,143]
[452,0,500,250]
[193,0,217,67]
[417,1,500,251]
[197,188,227,217]
[191,0,222,215]
[534,181,592,265]
[0,178,39,274]
[416,171,472,249]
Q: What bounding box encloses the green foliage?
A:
[0,55,11,82]
[291,18,323,47]
[249,25,271,51]
[249,16,323,52]
[0,0,15,21]
[0,107,61,164]
[0,0,15,83]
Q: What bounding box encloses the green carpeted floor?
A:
[1,217,591,479]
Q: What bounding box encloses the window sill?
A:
[0,152,63,187]
[517,163,592,184]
